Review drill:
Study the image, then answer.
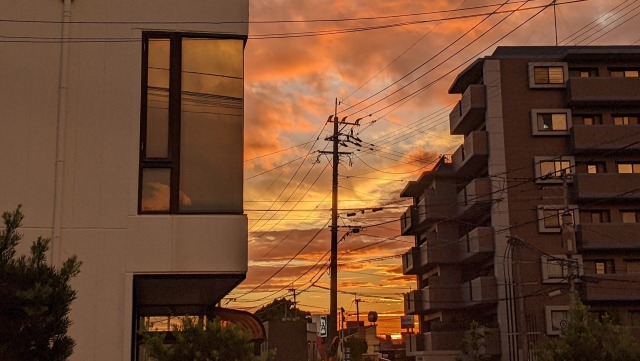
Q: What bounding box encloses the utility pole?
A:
[508,236,528,361]
[561,170,577,297]
[553,0,558,46]
[318,99,360,346]
[329,99,339,344]
[289,288,297,320]
[354,296,364,323]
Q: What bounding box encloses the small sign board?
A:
[344,347,351,361]
[401,315,414,329]
[319,315,328,337]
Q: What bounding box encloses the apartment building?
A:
[0,1,252,360]
[400,46,640,361]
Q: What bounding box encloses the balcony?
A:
[420,188,458,228]
[582,274,640,302]
[402,247,419,275]
[404,290,423,315]
[574,173,640,200]
[450,84,486,135]
[421,284,464,311]
[461,276,497,305]
[405,333,427,355]
[457,178,492,220]
[578,223,640,250]
[571,125,640,153]
[452,131,489,177]
[459,227,494,263]
[404,327,500,354]
[567,77,640,105]
[400,205,420,236]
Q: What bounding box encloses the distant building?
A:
[400,46,640,361]
[263,319,320,361]
[0,1,254,360]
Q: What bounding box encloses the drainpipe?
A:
[52,0,72,266]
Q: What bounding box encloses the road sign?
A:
[319,315,328,337]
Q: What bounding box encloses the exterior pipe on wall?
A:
[52,0,72,266]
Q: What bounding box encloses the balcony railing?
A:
[582,274,640,301]
[450,84,486,135]
[400,205,419,236]
[461,276,498,305]
[457,178,492,220]
[403,290,423,315]
[452,131,489,177]
[404,333,426,355]
[571,125,640,153]
[459,227,494,263]
[574,173,640,200]
[567,77,640,105]
[578,223,640,250]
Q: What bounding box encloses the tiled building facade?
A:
[400,46,640,361]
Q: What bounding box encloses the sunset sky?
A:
[228,0,640,335]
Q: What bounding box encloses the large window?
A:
[529,62,568,88]
[537,205,578,233]
[535,156,574,183]
[545,306,569,335]
[531,109,571,135]
[617,163,640,173]
[613,115,639,125]
[610,69,640,78]
[541,255,583,284]
[573,114,602,126]
[534,66,565,84]
[140,33,245,214]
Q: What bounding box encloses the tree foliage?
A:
[254,297,311,323]
[456,321,492,361]
[535,297,640,361]
[0,206,82,361]
[142,316,255,361]
[344,336,368,361]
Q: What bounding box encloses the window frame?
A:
[537,205,579,233]
[534,156,575,184]
[138,31,246,215]
[621,210,640,224]
[593,259,615,275]
[545,306,569,335]
[573,114,602,126]
[609,68,640,78]
[531,109,572,135]
[612,115,639,125]
[617,163,640,174]
[541,254,583,284]
[582,209,611,224]
[529,62,568,89]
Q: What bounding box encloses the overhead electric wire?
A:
[558,0,635,45]
[341,0,470,102]
[339,0,518,117]
[0,1,588,43]
[345,0,546,120]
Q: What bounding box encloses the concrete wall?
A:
[0,1,249,360]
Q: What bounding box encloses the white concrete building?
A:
[0,1,250,360]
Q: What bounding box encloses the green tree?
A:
[0,206,82,361]
[142,316,255,361]
[535,297,640,361]
[254,297,311,323]
[344,336,368,361]
[456,321,492,361]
